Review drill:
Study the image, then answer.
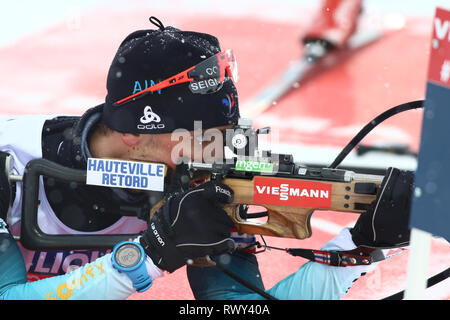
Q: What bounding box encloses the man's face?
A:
[127,125,232,172]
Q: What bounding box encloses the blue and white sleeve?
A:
[0,220,163,300]
[266,228,379,300]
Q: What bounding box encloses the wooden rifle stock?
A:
[222,173,383,239]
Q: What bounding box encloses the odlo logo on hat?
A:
[137,106,165,130]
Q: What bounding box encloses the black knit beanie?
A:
[103,17,239,134]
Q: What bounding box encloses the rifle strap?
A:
[287,246,378,267]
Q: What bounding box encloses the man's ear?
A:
[120,133,141,147]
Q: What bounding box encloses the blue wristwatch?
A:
[112,241,152,292]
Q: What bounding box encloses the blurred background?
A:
[0,0,449,300]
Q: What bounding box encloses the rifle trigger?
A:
[190,255,216,267]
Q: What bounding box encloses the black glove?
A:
[351,167,414,248]
[140,180,235,272]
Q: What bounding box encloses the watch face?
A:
[115,243,142,268]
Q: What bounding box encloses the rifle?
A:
[187,157,383,241]
[164,101,425,244]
